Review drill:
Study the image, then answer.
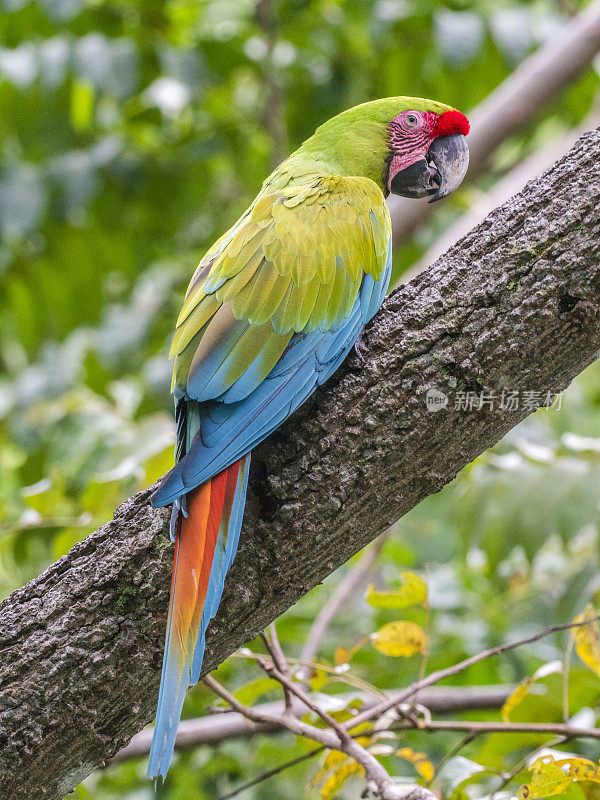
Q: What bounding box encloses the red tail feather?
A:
[148,457,248,779]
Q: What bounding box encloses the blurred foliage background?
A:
[0,0,599,798]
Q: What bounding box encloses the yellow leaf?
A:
[366,571,427,609]
[502,679,532,723]
[309,668,329,692]
[573,605,600,678]
[320,760,364,800]
[323,751,347,771]
[334,646,353,666]
[371,621,427,657]
[311,750,348,787]
[518,757,572,799]
[555,757,600,783]
[501,661,563,722]
[396,747,435,783]
[518,755,600,800]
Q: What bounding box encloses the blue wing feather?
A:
[152,239,392,508]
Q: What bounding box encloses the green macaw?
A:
[148,96,470,778]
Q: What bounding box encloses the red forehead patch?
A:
[433,110,470,137]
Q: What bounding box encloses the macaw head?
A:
[288,97,470,203]
[385,107,470,202]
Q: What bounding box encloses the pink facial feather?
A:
[386,108,469,191]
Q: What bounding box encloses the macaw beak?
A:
[427,132,469,203]
[389,133,469,202]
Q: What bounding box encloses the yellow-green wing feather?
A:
[170,175,391,402]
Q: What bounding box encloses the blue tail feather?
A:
[147,455,250,779]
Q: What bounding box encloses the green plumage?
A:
[170,96,454,398]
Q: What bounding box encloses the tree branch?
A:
[1,129,599,800]
[393,719,600,740]
[344,616,600,732]
[203,613,600,800]
[206,663,436,800]
[112,685,513,763]
[257,656,355,746]
[214,746,325,800]
[260,625,293,712]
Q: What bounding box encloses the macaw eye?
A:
[405,113,419,127]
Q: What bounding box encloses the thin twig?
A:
[345,616,600,732]
[215,745,324,800]
[230,648,386,699]
[268,623,288,674]
[299,532,390,673]
[204,674,342,753]
[203,670,378,800]
[111,686,513,763]
[393,719,600,740]
[434,731,478,780]
[213,727,412,800]
[213,726,410,800]
[205,672,433,800]
[203,664,600,800]
[203,674,283,728]
[256,657,353,747]
[213,713,600,800]
[260,624,292,712]
[205,718,593,800]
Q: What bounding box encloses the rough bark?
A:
[0,129,599,800]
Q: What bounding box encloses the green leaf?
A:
[232,676,280,706]
[70,80,95,131]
